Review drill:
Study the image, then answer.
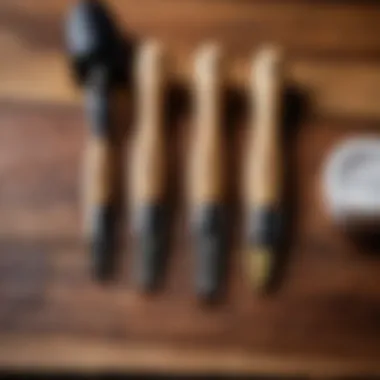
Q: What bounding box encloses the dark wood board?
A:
[1,0,380,376]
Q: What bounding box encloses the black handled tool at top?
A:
[66,0,132,281]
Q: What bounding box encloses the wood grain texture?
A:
[1,102,380,375]
[1,0,380,376]
[1,335,380,377]
[1,1,380,119]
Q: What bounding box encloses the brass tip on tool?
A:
[246,248,274,293]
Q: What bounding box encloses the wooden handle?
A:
[245,46,284,291]
[83,69,118,281]
[83,135,118,280]
[83,136,116,219]
[132,41,166,205]
[189,43,224,204]
[131,41,167,291]
[190,44,226,299]
[248,46,283,206]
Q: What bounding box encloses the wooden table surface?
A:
[1,0,380,377]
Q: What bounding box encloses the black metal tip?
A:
[89,204,118,282]
[193,204,225,300]
[134,204,167,292]
[195,245,223,300]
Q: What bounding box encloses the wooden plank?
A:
[2,0,380,55]
[0,335,380,377]
[1,40,380,120]
[1,0,380,119]
[1,103,380,375]
[2,0,380,375]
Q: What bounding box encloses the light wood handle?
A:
[83,135,118,280]
[248,46,284,206]
[83,136,116,228]
[189,44,226,299]
[82,68,119,281]
[132,41,166,204]
[189,43,224,204]
[245,46,284,291]
[82,70,117,239]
